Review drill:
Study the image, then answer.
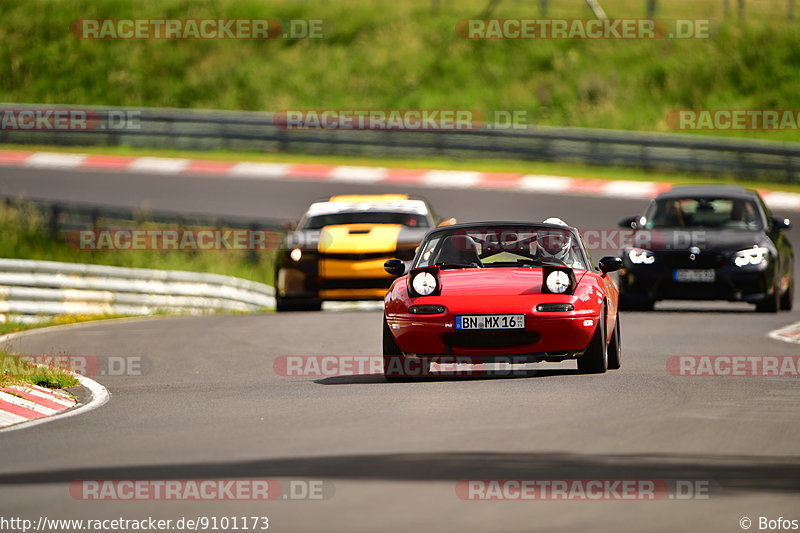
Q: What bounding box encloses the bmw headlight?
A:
[628,248,655,265]
[411,272,438,296]
[734,246,769,267]
[545,270,571,294]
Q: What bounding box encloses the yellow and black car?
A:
[275,194,452,311]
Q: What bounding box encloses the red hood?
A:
[435,267,588,296]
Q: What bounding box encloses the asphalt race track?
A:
[1,166,800,532]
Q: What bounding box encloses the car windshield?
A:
[643,197,762,230]
[413,226,587,270]
[301,212,430,230]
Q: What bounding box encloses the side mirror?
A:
[618,216,638,229]
[384,259,406,277]
[772,217,791,230]
[437,217,457,227]
[599,256,623,274]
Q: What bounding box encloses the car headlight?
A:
[734,246,769,267]
[289,248,303,262]
[628,248,655,265]
[545,270,570,294]
[411,272,438,296]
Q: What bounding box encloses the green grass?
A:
[1,0,799,141]
[0,353,80,389]
[0,314,133,336]
[7,142,800,194]
[0,309,262,349]
[0,202,275,285]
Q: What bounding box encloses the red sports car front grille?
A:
[442,330,540,349]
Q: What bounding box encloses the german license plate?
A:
[674,269,716,282]
[455,314,525,330]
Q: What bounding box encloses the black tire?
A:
[755,286,779,313]
[577,308,608,374]
[780,277,794,311]
[275,267,321,312]
[607,312,621,370]
[383,318,429,380]
[275,297,322,312]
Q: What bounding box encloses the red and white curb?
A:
[3,149,800,211]
[0,325,111,432]
[0,383,76,428]
[768,321,800,344]
[0,370,109,432]
[322,301,383,312]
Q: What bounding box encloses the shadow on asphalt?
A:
[314,368,582,385]
[641,308,756,314]
[638,302,758,314]
[1,452,799,494]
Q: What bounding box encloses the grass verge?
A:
[0,201,275,285]
[2,0,800,142]
[0,0,800,141]
[0,353,79,389]
[0,314,134,336]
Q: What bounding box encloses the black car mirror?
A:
[384,259,406,277]
[772,217,791,230]
[599,256,624,274]
[618,216,638,229]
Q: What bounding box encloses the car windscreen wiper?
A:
[434,262,479,269]
[487,258,565,267]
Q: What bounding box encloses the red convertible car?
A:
[382,221,623,379]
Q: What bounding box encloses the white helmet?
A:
[539,218,572,262]
[543,217,569,227]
